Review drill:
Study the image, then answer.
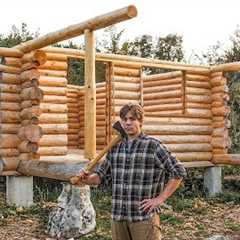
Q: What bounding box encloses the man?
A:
[78,104,186,240]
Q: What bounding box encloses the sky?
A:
[1,0,240,61]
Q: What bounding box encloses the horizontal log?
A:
[143,77,182,88]
[40,123,68,134]
[143,125,212,135]
[0,83,21,93]
[165,143,212,152]
[20,69,40,82]
[15,5,137,53]
[186,94,211,103]
[211,63,240,72]
[113,66,140,77]
[0,148,19,157]
[0,102,20,111]
[42,95,68,104]
[39,86,66,96]
[186,102,211,109]
[2,57,21,67]
[211,137,231,148]
[0,47,23,57]
[0,72,20,84]
[173,152,212,162]
[113,76,140,83]
[182,161,215,168]
[139,110,184,117]
[212,106,230,116]
[1,157,20,171]
[143,84,182,94]
[39,113,68,124]
[39,135,68,146]
[212,93,229,102]
[68,128,80,134]
[185,80,211,89]
[185,74,210,82]
[20,86,43,101]
[212,154,240,165]
[144,90,182,100]
[143,98,182,106]
[19,153,40,161]
[21,100,40,109]
[18,125,43,142]
[113,82,139,92]
[18,141,38,153]
[16,159,87,180]
[20,106,42,120]
[0,93,21,102]
[37,146,68,155]
[46,52,68,61]
[38,69,67,78]
[210,76,227,87]
[0,64,20,74]
[22,50,47,66]
[212,127,228,137]
[39,60,68,71]
[1,123,19,134]
[0,135,21,148]
[40,103,68,113]
[211,101,225,108]
[212,85,229,94]
[144,117,212,126]
[151,135,211,143]
[1,111,20,124]
[186,87,211,95]
[144,103,183,112]
[38,76,67,87]
[185,108,212,118]
[142,71,182,81]
[68,134,79,141]
[212,149,227,154]
[113,99,140,106]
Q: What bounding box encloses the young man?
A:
[78,104,186,240]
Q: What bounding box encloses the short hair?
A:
[119,103,144,122]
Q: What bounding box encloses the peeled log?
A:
[39,135,68,146]
[37,146,68,155]
[40,124,68,134]
[20,86,43,101]
[0,72,19,84]
[152,135,211,143]
[40,103,68,113]
[143,77,182,88]
[39,113,68,124]
[143,125,212,135]
[18,125,43,142]
[0,83,21,93]
[20,69,40,82]
[18,141,38,153]
[0,135,21,148]
[165,143,212,152]
[22,50,47,66]
[212,154,240,165]
[1,123,19,134]
[0,64,20,74]
[0,148,19,157]
[0,93,21,102]
[1,102,21,111]
[15,5,137,53]
[20,106,42,120]
[1,111,20,123]
[212,106,230,116]
[173,152,212,162]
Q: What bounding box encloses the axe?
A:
[70,121,127,185]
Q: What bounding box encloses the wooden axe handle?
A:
[70,135,121,185]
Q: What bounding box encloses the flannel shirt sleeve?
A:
[94,151,112,185]
[154,143,187,179]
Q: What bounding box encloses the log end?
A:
[127,5,138,18]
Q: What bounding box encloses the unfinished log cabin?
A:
[0,4,239,182]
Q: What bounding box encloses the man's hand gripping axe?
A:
[70,121,127,185]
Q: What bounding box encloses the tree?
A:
[0,23,39,47]
[154,34,184,62]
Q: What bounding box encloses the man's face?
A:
[121,111,142,138]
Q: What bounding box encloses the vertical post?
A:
[204,166,222,197]
[6,176,33,207]
[84,29,96,159]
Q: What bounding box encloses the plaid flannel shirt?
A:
[94,132,186,222]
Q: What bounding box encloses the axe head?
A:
[112,121,128,139]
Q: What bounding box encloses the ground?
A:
[0,189,240,240]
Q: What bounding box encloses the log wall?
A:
[0,57,21,171]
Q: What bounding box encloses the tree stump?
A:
[47,183,96,239]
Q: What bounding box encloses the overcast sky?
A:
[1,0,240,60]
